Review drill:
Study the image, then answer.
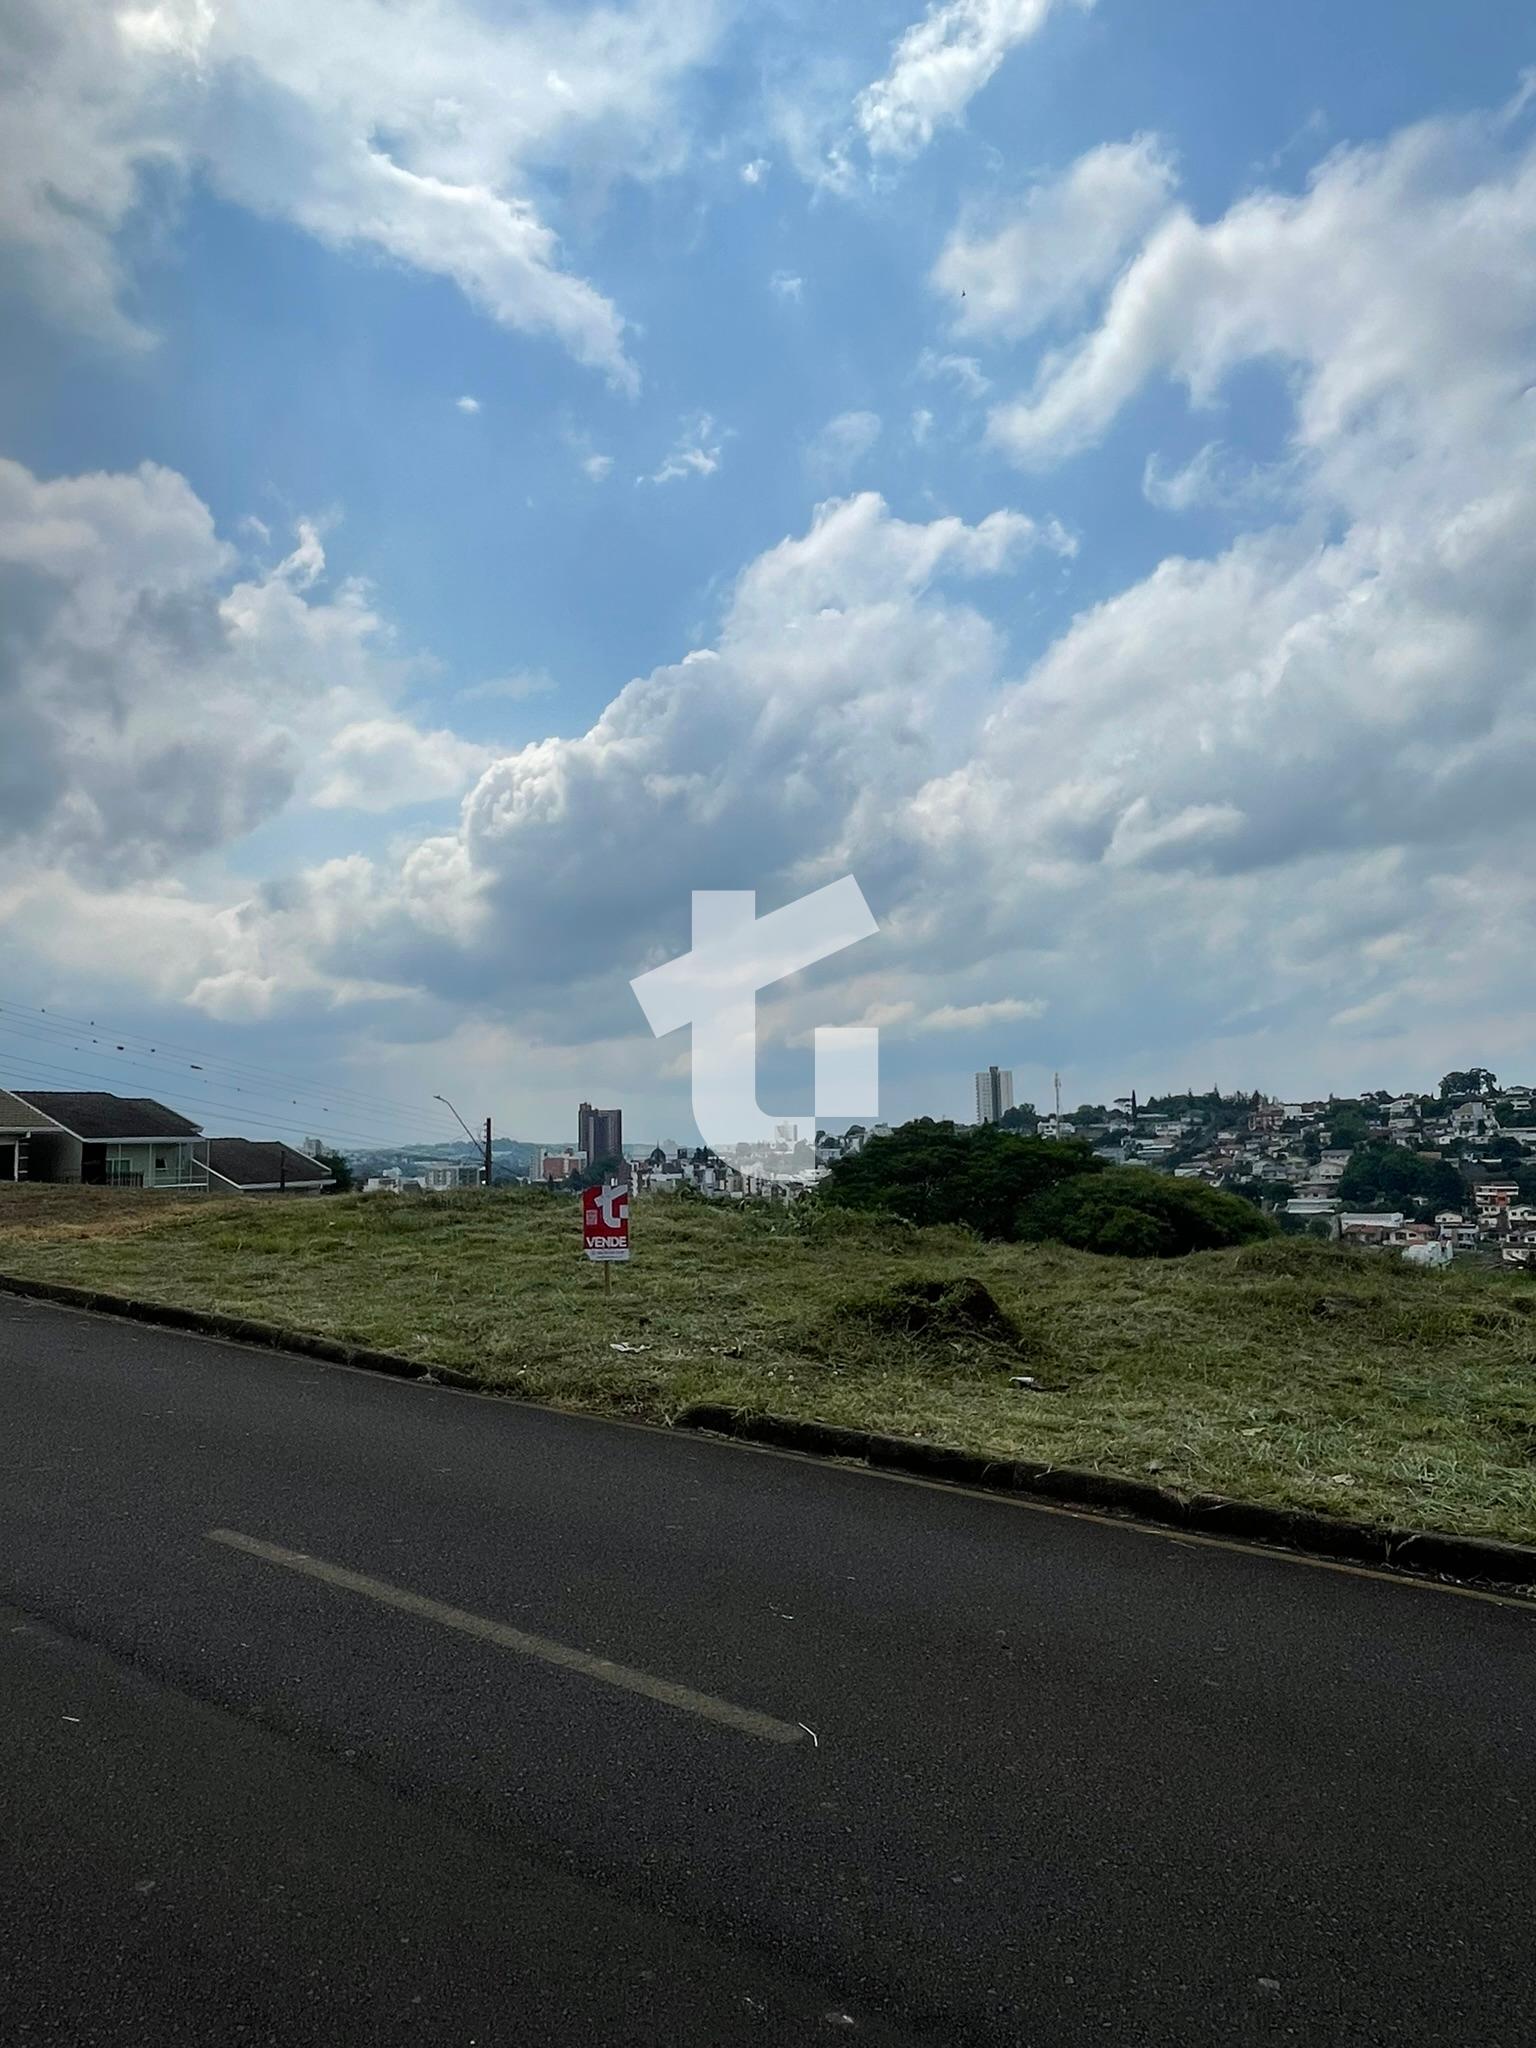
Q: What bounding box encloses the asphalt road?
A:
[2,1295,1535,2046]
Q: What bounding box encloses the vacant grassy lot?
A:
[2,1184,1534,1542]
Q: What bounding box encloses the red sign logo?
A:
[582,1183,630,1261]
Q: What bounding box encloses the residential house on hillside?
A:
[0,1088,64,1183]
[205,1140,334,1196]
[1339,1213,1407,1244]
[3,1091,208,1189]
[1448,1100,1500,1140]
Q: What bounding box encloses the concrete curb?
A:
[0,1271,481,1391]
[4,1269,1533,1592]
[674,1403,1536,1592]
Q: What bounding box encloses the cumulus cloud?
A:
[770,269,805,301]
[9,100,1536,1105]
[313,720,493,811]
[0,0,721,384]
[895,99,1536,1070]
[0,2,176,346]
[933,134,1176,338]
[856,0,1089,161]
[253,96,1536,1085]
[0,455,473,877]
[986,101,1536,473]
[455,395,482,414]
[162,492,1066,1018]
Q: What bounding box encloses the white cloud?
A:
[561,424,614,481]
[856,0,1088,161]
[933,135,1176,339]
[311,100,1536,1088]
[987,101,1536,473]
[855,998,918,1030]
[0,454,466,879]
[149,492,1065,1017]
[1141,442,1288,515]
[645,414,725,484]
[10,103,1536,1109]
[0,0,181,347]
[740,158,770,185]
[897,106,1536,1066]
[806,409,882,478]
[911,407,935,444]
[313,720,492,811]
[0,0,722,384]
[916,348,990,396]
[916,997,1046,1031]
[455,394,482,414]
[457,671,557,706]
[770,269,804,301]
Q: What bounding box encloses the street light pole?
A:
[433,1094,490,1187]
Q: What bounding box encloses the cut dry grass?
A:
[3,1184,1535,1542]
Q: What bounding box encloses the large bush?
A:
[819,1119,1099,1239]
[1017,1168,1276,1257]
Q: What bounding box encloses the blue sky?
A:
[2,0,1535,1150]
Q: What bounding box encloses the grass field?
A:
[2,1183,1535,1542]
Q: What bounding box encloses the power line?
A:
[0,999,454,1129]
[0,1031,437,1148]
[0,1011,458,1140]
[2,1013,447,1128]
[0,1048,432,1153]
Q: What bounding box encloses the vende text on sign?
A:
[582,1182,630,1262]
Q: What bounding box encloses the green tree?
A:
[1016,1169,1275,1258]
[997,1104,1039,1133]
[315,1149,353,1192]
[1327,1104,1373,1149]
[820,1119,1098,1240]
[1440,1068,1498,1100]
[1339,1144,1464,1218]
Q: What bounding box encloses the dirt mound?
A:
[834,1275,1020,1348]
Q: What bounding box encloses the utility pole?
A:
[434,1094,490,1190]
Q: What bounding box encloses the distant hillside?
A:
[345,1139,540,1183]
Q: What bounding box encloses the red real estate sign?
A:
[582,1183,630,1261]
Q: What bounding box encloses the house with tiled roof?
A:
[1,1090,208,1190]
[205,1139,334,1196]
